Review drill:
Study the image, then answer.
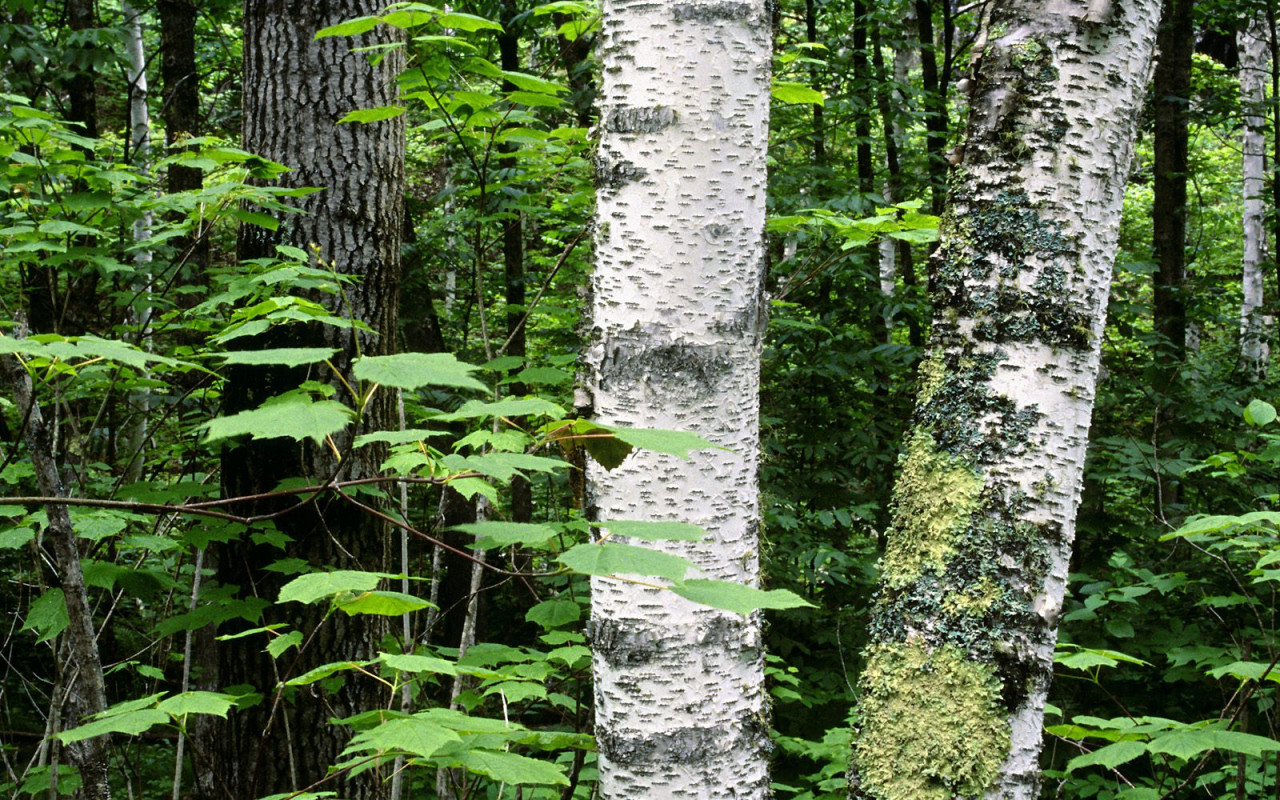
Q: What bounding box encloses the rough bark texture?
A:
[156,0,209,272]
[916,0,950,217]
[585,0,771,797]
[24,0,99,335]
[4,350,111,800]
[848,4,1159,799]
[1240,16,1270,379]
[203,3,405,798]
[1152,0,1193,379]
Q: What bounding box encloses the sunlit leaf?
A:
[353,353,487,392]
[670,579,815,615]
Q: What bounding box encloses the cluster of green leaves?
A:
[1048,401,1280,799]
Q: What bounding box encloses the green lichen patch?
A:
[852,643,1010,800]
[942,576,1002,616]
[868,484,1053,662]
[933,190,1080,350]
[880,430,984,589]
[915,351,946,407]
[912,348,1041,465]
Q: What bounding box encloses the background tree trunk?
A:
[586,0,771,797]
[1152,0,1194,379]
[1240,15,1270,379]
[203,3,405,797]
[157,0,209,272]
[4,349,111,800]
[848,4,1160,798]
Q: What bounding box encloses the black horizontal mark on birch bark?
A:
[595,155,648,190]
[672,1,754,22]
[588,614,755,667]
[605,105,677,134]
[596,716,769,764]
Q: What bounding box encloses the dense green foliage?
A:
[2,1,1280,799]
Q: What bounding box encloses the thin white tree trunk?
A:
[849,4,1160,799]
[122,0,152,485]
[585,2,771,798]
[1241,15,1271,379]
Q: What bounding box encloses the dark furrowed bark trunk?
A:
[915,0,949,217]
[500,0,532,525]
[1152,0,1194,382]
[201,3,406,798]
[1150,0,1194,516]
[157,0,209,272]
[24,0,100,335]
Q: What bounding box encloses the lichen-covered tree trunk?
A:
[202,3,405,798]
[585,1,771,798]
[1240,15,1270,379]
[848,4,1159,799]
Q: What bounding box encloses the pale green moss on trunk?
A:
[880,430,983,589]
[852,643,1010,800]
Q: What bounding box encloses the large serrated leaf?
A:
[338,105,407,124]
[345,716,461,759]
[438,11,504,31]
[1148,728,1280,760]
[284,660,372,686]
[278,570,393,604]
[433,397,566,421]
[220,348,338,367]
[156,692,237,719]
[379,653,458,676]
[454,749,568,786]
[772,81,825,106]
[557,542,696,582]
[57,709,170,744]
[204,394,353,444]
[1066,739,1147,772]
[608,426,721,460]
[353,352,487,391]
[669,579,815,615]
[314,15,380,38]
[526,599,581,629]
[1245,398,1276,427]
[452,521,559,548]
[336,590,434,616]
[596,519,704,541]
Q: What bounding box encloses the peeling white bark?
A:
[850,4,1160,799]
[1240,16,1270,379]
[586,1,771,797]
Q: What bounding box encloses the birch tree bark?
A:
[848,3,1159,799]
[1240,15,1270,379]
[585,0,771,797]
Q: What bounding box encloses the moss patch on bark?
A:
[853,642,1010,800]
[880,430,984,589]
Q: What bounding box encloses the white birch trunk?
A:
[122,0,153,485]
[849,4,1160,799]
[1241,16,1271,379]
[585,1,771,797]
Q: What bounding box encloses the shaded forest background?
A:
[2,1,1280,798]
